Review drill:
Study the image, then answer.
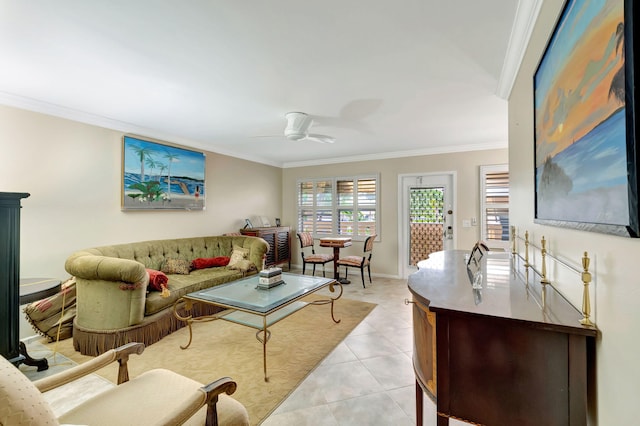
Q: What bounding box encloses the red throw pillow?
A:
[146,269,169,291]
[191,256,231,270]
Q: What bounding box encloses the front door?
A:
[399,173,455,278]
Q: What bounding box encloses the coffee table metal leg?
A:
[173,298,195,349]
[255,319,271,381]
[308,281,343,323]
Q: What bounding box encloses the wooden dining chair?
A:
[297,232,334,277]
[337,234,377,288]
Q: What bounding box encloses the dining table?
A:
[319,237,352,284]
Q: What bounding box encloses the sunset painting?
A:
[534,0,629,232]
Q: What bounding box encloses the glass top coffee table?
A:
[173,272,343,381]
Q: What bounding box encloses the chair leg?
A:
[360,267,366,288]
[368,264,372,283]
[312,264,316,276]
[302,262,306,275]
[322,264,326,277]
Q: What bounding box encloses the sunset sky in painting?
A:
[535,0,624,166]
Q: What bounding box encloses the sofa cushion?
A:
[228,259,257,273]
[147,269,169,291]
[191,256,230,270]
[162,258,191,275]
[23,277,77,341]
[228,246,249,267]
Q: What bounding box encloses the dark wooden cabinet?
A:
[408,250,597,426]
[0,192,29,362]
[240,226,290,269]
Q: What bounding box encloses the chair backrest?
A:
[364,234,377,253]
[297,232,315,249]
[0,356,58,425]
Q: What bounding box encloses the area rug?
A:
[41,295,376,425]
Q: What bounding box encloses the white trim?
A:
[283,141,506,168]
[0,89,508,169]
[0,91,283,168]
[496,0,544,99]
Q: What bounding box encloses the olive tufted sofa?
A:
[65,235,269,356]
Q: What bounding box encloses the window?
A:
[480,165,509,249]
[297,175,378,240]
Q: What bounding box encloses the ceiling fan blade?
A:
[306,134,336,144]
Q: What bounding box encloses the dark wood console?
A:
[408,250,597,426]
[240,226,290,269]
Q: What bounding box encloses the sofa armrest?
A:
[66,251,149,329]
[65,251,147,284]
[246,237,270,271]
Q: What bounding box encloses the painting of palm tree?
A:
[122,135,205,210]
[534,0,638,237]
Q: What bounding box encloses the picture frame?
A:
[275,218,281,227]
[244,218,253,229]
[122,135,205,210]
[533,0,640,237]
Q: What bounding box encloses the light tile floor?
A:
[261,274,465,426]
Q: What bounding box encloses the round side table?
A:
[18,278,61,371]
[19,278,61,304]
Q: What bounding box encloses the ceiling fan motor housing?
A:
[284,112,312,140]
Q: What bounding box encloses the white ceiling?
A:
[0,1,541,168]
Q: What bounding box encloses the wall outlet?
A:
[471,217,477,226]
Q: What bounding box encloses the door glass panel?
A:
[409,187,444,266]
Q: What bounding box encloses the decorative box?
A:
[259,267,282,278]
[259,275,282,285]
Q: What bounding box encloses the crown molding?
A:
[496,0,544,99]
[282,140,508,168]
[0,91,283,168]
[0,90,506,169]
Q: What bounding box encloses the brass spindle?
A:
[540,236,550,284]
[511,225,516,255]
[524,231,530,267]
[579,251,594,326]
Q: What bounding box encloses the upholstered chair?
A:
[337,234,377,288]
[297,232,334,277]
[0,342,249,426]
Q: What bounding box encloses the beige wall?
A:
[0,105,282,279]
[510,1,638,423]
[283,149,507,278]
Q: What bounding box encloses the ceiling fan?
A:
[283,112,335,144]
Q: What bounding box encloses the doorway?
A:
[399,173,455,278]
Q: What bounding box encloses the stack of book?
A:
[257,267,284,289]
